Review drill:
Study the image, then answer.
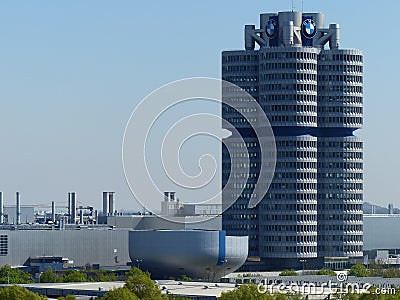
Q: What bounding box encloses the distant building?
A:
[103,214,221,231]
[161,191,222,217]
[101,191,222,231]
[4,205,34,224]
[364,215,400,260]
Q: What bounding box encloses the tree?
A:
[356,287,400,300]
[61,270,88,283]
[177,274,192,281]
[383,268,400,278]
[369,262,384,277]
[316,269,336,276]
[348,264,370,277]
[0,265,33,284]
[279,270,298,276]
[0,285,47,300]
[102,287,139,300]
[87,270,117,282]
[40,267,60,283]
[125,267,166,300]
[57,296,76,300]
[336,291,360,300]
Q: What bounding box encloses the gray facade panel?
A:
[0,230,130,267]
[363,216,400,251]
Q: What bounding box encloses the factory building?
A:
[0,191,246,280]
[0,227,247,280]
[363,214,400,262]
[0,228,130,269]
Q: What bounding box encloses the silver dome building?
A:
[129,230,248,280]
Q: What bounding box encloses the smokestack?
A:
[94,210,98,224]
[102,192,108,216]
[51,201,56,222]
[70,192,76,224]
[16,192,21,225]
[60,216,65,231]
[67,193,71,222]
[0,192,3,224]
[164,192,169,202]
[389,203,394,215]
[108,192,115,215]
[79,209,83,224]
[169,192,176,202]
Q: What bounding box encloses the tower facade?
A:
[222,11,363,270]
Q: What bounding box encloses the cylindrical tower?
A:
[258,136,318,262]
[317,49,363,130]
[259,47,319,128]
[221,50,261,257]
[317,49,363,259]
[257,47,319,265]
[317,137,363,258]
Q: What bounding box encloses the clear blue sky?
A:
[0,0,397,210]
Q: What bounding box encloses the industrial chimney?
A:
[108,192,115,216]
[0,192,3,224]
[67,194,71,222]
[51,201,56,222]
[388,203,394,215]
[68,192,77,224]
[169,192,176,202]
[102,192,108,216]
[16,192,21,225]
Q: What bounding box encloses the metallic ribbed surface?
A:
[317,137,363,257]
[259,135,318,259]
[317,49,363,258]
[0,230,130,267]
[258,47,319,128]
[318,50,363,129]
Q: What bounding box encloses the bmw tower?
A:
[222,11,363,270]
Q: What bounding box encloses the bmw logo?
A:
[266,19,277,38]
[302,19,317,39]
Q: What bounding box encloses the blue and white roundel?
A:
[266,19,277,38]
[302,19,317,38]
